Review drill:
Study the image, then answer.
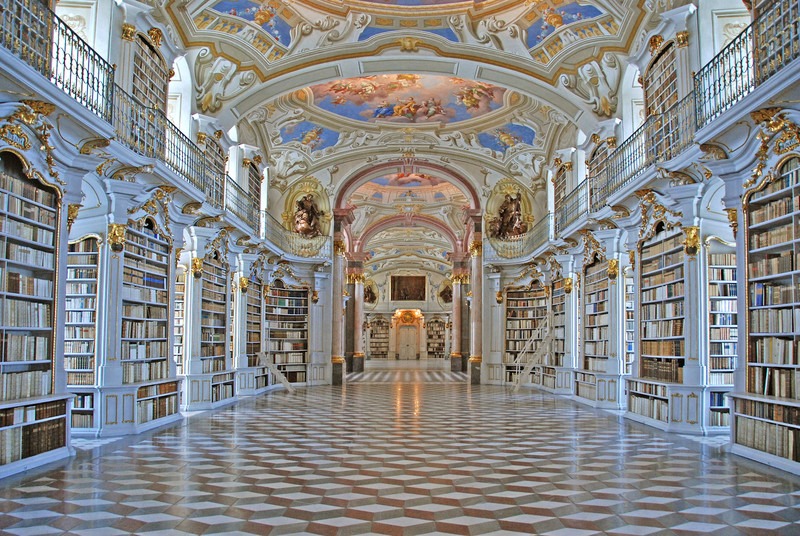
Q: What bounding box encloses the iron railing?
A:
[225,175,259,231]
[556,180,588,235]
[1,0,114,122]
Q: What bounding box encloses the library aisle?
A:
[0,383,798,536]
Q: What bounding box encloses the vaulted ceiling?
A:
[150,0,660,277]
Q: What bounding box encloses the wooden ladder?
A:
[258,352,296,394]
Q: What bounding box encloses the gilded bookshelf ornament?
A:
[683,226,700,257]
[239,276,249,293]
[564,277,573,294]
[121,23,136,41]
[629,249,636,270]
[191,257,203,278]
[67,204,81,231]
[108,223,126,252]
[590,133,601,145]
[311,290,319,303]
[495,291,503,304]
[649,34,664,54]
[608,259,619,281]
[147,27,163,47]
[606,137,617,149]
[196,132,207,145]
[253,155,263,165]
[676,31,689,47]
[725,208,738,238]
[181,201,203,215]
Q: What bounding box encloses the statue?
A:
[491,192,527,239]
[294,194,323,237]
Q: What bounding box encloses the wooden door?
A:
[398,326,417,360]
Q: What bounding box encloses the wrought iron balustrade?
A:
[225,175,259,231]
[0,0,114,122]
[556,180,588,235]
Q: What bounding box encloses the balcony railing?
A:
[260,210,331,259]
[225,175,259,231]
[556,180,588,235]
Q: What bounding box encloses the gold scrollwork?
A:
[629,250,636,270]
[649,34,664,54]
[606,136,617,149]
[469,240,482,257]
[67,204,81,232]
[399,37,421,51]
[147,27,163,47]
[108,223,126,252]
[675,30,689,47]
[196,132,207,145]
[346,272,366,285]
[495,290,503,304]
[334,239,346,256]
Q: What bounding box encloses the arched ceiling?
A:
[150,0,657,272]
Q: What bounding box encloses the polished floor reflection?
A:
[1,382,799,535]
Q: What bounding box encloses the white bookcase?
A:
[426,318,447,359]
[368,316,390,359]
[575,258,609,402]
[706,245,737,431]
[266,280,309,383]
[503,281,547,385]
[732,156,800,470]
[202,253,234,403]
[65,237,99,433]
[0,152,70,475]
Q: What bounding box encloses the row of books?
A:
[65,311,94,324]
[506,298,547,308]
[736,416,800,462]
[710,253,736,266]
[6,242,53,267]
[585,326,609,341]
[709,409,731,427]
[641,281,684,302]
[65,282,96,296]
[582,355,608,372]
[65,296,96,310]
[123,266,167,289]
[3,219,54,246]
[750,282,797,306]
[628,392,669,422]
[121,286,167,304]
[0,174,57,207]
[71,413,94,429]
[64,356,93,370]
[506,309,545,319]
[0,418,66,465]
[124,242,168,263]
[137,393,178,423]
[640,357,684,382]
[640,250,683,273]
[750,336,797,364]
[709,282,737,297]
[1,370,52,401]
[747,194,799,224]
[627,379,668,397]
[273,354,307,364]
[202,356,228,373]
[201,289,227,304]
[642,266,684,289]
[137,381,179,399]
[747,366,796,398]
[200,344,226,358]
[736,398,800,425]
[212,382,235,402]
[710,297,738,311]
[66,253,97,266]
[642,319,683,338]
[505,319,545,330]
[5,271,53,298]
[268,341,307,351]
[266,309,306,317]
[121,320,167,340]
[0,400,66,427]
[2,334,50,362]
[64,326,93,340]
[749,222,795,249]
[641,233,683,259]
[748,250,796,277]
[749,308,798,333]
[642,301,684,319]
[122,360,168,384]
[121,340,168,360]
[267,289,307,298]
[123,303,167,319]
[710,326,738,340]
[709,391,729,407]
[67,371,94,385]
[126,224,169,252]
[710,371,734,385]
[4,299,51,327]
[200,329,225,342]
[709,355,736,369]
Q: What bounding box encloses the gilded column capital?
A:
[121,23,136,41]
[331,356,345,364]
[469,240,482,257]
[468,355,482,363]
[346,273,366,284]
[108,223,126,252]
[725,208,738,238]
[334,239,346,256]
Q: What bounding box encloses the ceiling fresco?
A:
[211,0,293,46]
[369,173,447,188]
[310,75,506,124]
[525,3,606,49]
[278,120,340,151]
[357,26,459,42]
[477,123,536,154]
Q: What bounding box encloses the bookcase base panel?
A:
[731,444,800,476]
[0,445,72,481]
[235,367,277,396]
[485,364,504,384]
[572,372,625,410]
[529,367,573,395]
[181,373,237,412]
[624,383,707,435]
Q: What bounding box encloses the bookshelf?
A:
[200,252,234,402]
[266,280,309,383]
[732,156,800,470]
[426,318,446,359]
[626,225,685,425]
[624,270,635,375]
[120,219,179,426]
[247,275,271,391]
[707,245,737,431]
[173,270,185,375]
[65,237,99,432]
[546,275,572,393]
[503,281,548,385]
[0,152,69,473]
[369,316,390,359]
[575,257,611,403]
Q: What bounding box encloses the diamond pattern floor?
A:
[1,382,799,535]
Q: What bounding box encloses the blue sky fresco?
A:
[212,1,292,47]
[358,26,459,43]
[311,75,505,125]
[279,121,339,151]
[478,123,536,154]
[526,3,604,49]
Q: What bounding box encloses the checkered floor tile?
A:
[1,381,799,535]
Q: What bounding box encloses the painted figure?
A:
[294,194,323,237]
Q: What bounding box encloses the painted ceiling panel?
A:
[310,74,506,125]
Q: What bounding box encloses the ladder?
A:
[510,313,554,392]
[258,352,296,394]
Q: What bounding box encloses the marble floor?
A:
[1,377,799,535]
